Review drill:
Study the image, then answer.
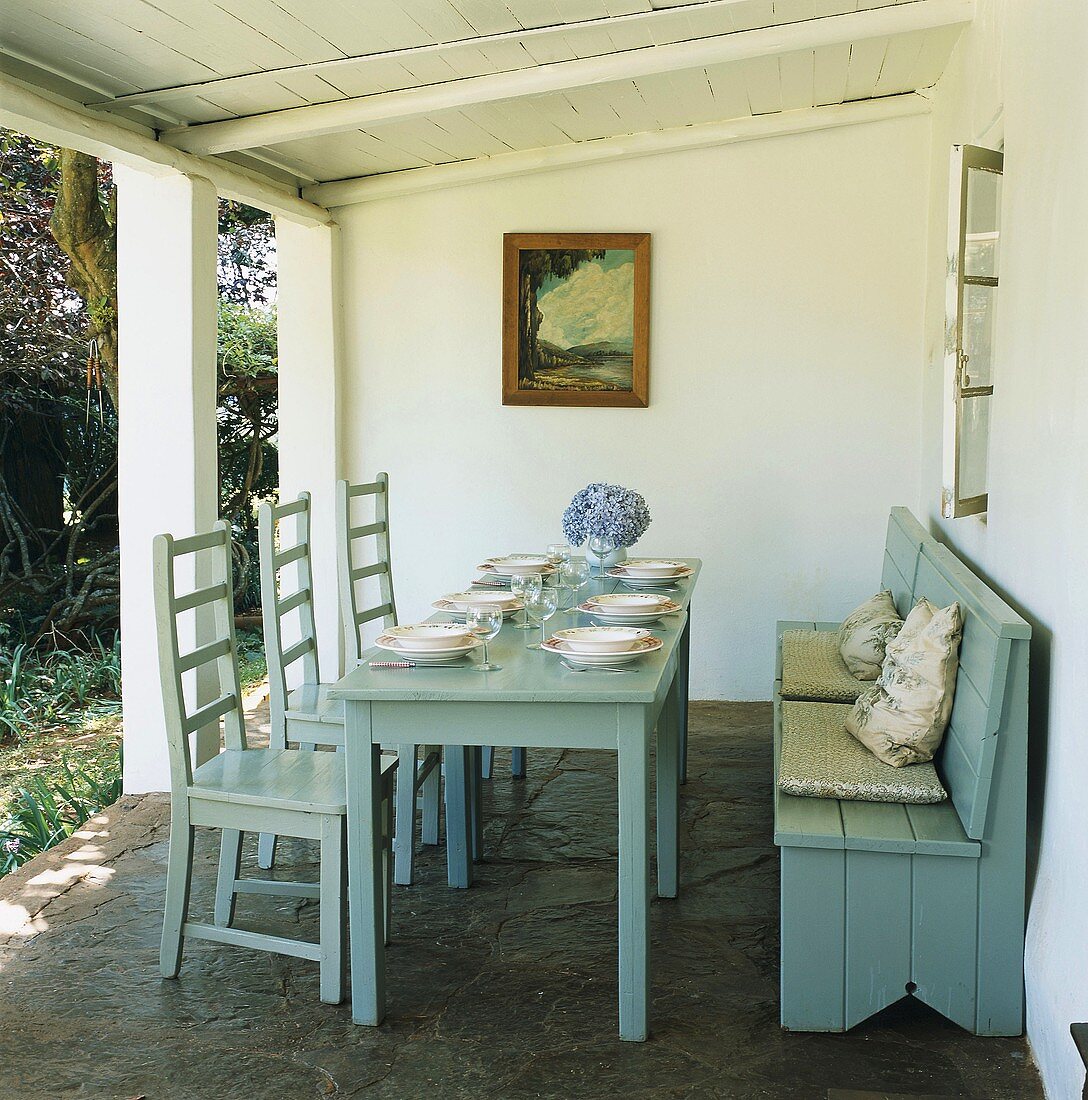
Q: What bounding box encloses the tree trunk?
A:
[49,150,119,411]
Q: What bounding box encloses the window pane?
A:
[958,394,991,500]
[962,283,998,389]
[965,167,1001,277]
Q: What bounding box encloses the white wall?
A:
[335,116,931,699]
[921,3,1088,1096]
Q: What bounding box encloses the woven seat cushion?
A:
[780,630,866,703]
[778,700,948,804]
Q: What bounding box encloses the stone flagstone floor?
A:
[0,703,1043,1099]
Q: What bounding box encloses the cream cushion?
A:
[845,598,964,768]
[778,700,947,804]
[780,630,866,703]
[837,590,904,680]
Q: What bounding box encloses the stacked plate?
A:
[606,559,695,588]
[433,590,523,619]
[376,624,483,664]
[540,626,663,667]
[477,554,558,578]
[578,592,682,625]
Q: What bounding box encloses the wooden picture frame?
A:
[502,232,650,407]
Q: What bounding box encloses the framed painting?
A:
[502,232,650,407]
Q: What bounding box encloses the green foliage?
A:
[0,644,31,741]
[235,628,268,694]
[0,744,123,875]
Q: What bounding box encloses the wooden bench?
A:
[773,507,1031,1035]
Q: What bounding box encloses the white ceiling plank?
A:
[464,98,574,148]
[519,33,580,64]
[601,21,658,50]
[661,67,724,123]
[778,48,815,109]
[564,27,624,58]
[872,28,927,94]
[429,107,517,154]
[909,23,964,87]
[321,58,428,98]
[814,0,858,13]
[601,78,664,130]
[448,0,526,36]
[773,0,817,23]
[396,51,465,86]
[728,1,776,30]
[500,0,566,29]
[201,0,347,62]
[161,0,974,154]
[555,0,613,19]
[266,0,398,55]
[812,41,850,103]
[526,91,582,140]
[740,55,782,113]
[683,4,739,35]
[306,92,929,203]
[605,0,654,14]
[844,35,888,99]
[704,60,754,117]
[399,0,479,41]
[630,71,696,127]
[369,116,465,162]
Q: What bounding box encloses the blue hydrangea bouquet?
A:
[562,483,651,566]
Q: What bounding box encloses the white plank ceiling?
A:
[0,0,968,191]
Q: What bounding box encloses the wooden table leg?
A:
[678,609,691,785]
[443,745,474,888]
[393,743,417,885]
[343,699,386,1025]
[617,705,651,1041]
[656,676,680,899]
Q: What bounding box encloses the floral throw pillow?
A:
[845,598,964,768]
[837,590,904,680]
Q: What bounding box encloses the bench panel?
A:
[846,849,912,1028]
[905,802,980,858]
[840,800,915,853]
[880,551,914,617]
[781,846,846,1031]
[937,727,989,840]
[886,509,926,586]
[912,853,979,1031]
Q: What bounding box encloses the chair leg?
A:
[511,747,527,779]
[214,829,243,927]
[160,809,195,979]
[481,746,494,780]
[393,743,418,885]
[382,788,393,946]
[319,814,345,1005]
[421,744,441,846]
[256,832,278,870]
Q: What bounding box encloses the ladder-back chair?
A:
[153,521,395,1003]
[337,475,444,884]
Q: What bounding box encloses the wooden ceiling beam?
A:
[161,0,973,156]
[303,93,931,208]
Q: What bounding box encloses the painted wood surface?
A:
[335,559,700,1041]
[773,508,1029,1036]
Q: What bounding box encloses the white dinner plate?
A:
[584,594,678,612]
[384,623,476,651]
[481,554,552,575]
[540,635,662,666]
[433,598,522,619]
[375,634,483,663]
[552,626,652,653]
[606,565,695,587]
[577,600,681,625]
[618,558,688,578]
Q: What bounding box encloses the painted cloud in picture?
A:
[502,233,650,408]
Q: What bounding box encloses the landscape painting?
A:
[502,233,650,407]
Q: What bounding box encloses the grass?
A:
[236,627,268,695]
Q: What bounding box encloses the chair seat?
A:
[780,629,868,703]
[191,748,395,816]
[286,682,344,726]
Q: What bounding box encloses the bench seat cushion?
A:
[778,700,948,805]
[780,630,867,703]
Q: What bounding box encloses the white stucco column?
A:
[275,218,344,679]
[116,166,219,793]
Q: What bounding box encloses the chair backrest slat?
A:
[259,493,320,752]
[337,474,397,663]
[153,521,247,798]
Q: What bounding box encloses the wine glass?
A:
[465,605,503,671]
[523,588,559,650]
[560,559,591,613]
[588,534,616,579]
[510,572,542,629]
[547,542,571,568]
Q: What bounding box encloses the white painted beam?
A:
[275,220,346,680]
[306,93,931,208]
[0,74,330,225]
[163,0,972,156]
[116,167,220,793]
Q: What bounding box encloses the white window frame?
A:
[942,143,1003,520]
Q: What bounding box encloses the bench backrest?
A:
[879,507,1030,840]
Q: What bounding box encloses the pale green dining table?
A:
[329,558,699,1042]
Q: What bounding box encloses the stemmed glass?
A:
[523,588,559,650]
[588,534,617,579]
[510,572,542,629]
[547,542,571,569]
[560,559,591,613]
[465,605,503,671]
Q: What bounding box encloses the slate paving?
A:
[0,702,1043,1099]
